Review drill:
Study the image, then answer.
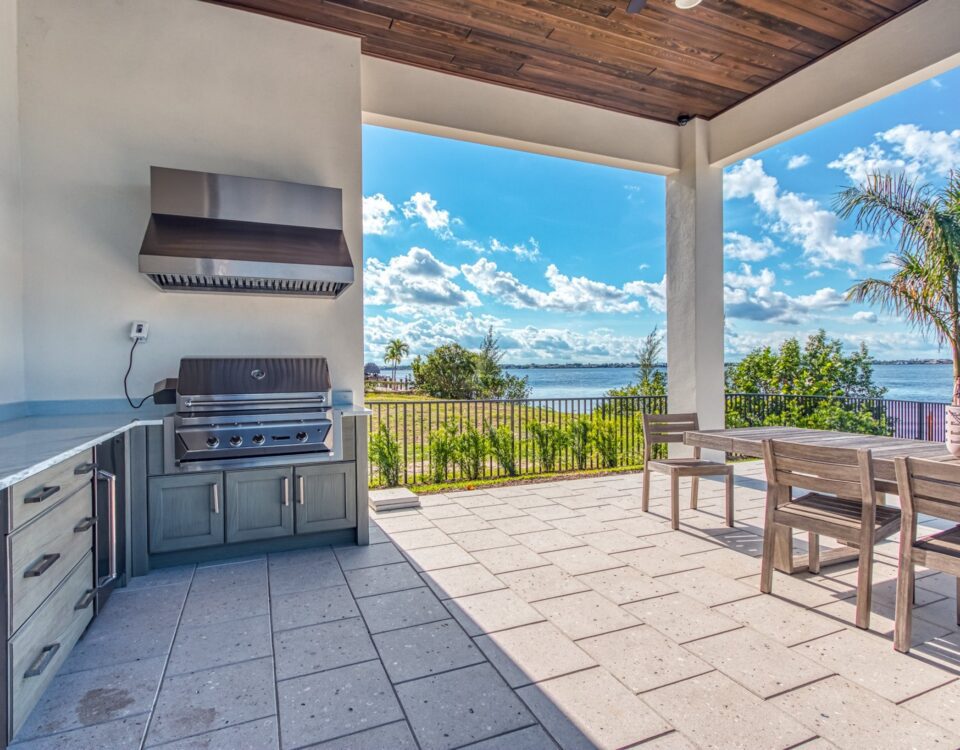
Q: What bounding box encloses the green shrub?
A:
[427,421,459,483]
[567,417,590,471]
[486,423,518,476]
[369,423,401,487]
[591,418,620,468]
[456,424,487,481]
[528,422,568,473]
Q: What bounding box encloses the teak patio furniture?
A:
[893,456,960,652]
[759,439,901,629]
[642,413,734,530]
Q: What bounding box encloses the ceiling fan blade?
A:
[626,0,647,12]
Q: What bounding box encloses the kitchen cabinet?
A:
[225,467,294,543]
[147,473,224,553]
[294,463,357,534]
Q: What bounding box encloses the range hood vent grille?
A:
[145,273,349,297]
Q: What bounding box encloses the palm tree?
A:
[837,171,960,403]
[384,338,410,383]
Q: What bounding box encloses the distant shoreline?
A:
[381,359,951,371]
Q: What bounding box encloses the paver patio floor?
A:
[10,462,960,749]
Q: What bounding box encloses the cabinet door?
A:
[225,467,294,544]
[295,463,357,534]
[148,473,224,553]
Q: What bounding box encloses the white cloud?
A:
[364,247,480,309]
[402,192,454,238]
[787,154,811,170]
[460,237,540,261]
[828,124,960,183]
[362,194,397,236]
[853,311,878,323]
[725,158,877,268]
[722,263,846,324]
[724,263,776,290]
[805,270,823,279]
[930,78,943,90]
[723,232,781,262]
[623,277,667,313]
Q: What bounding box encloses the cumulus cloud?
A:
[624,277,667,313]
[828,124,960,183]
[402,192,454,238]
[787,154,811,170]
[725,158,877,268]
[458,237,541,262]
[364,247,480,309]
[723,263,846,324]
[362,194,397,236]
[724,232,782,262]
[853,311,878,323]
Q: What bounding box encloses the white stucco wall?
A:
[0,0,25,406]
[16,0,364,402]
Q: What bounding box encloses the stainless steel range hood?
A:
[139,167,354,297]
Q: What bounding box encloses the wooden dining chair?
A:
[641,413,734,531]
[893,456,960,653]
[760,440,900,629]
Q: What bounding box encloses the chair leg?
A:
[724,472,734,528]
[854,539,875,630]
[690,477,699,510]
[894,558,914,653]
[807,533,820,574]
[670,472,680,531]
[641,468,651,513]
[760,522,777,594]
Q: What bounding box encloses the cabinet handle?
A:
[298,475,305,505]
[98,469,118,583]
[24,485,60,504]
[74,461,96,475]
[74,589,96,611]
[24,553,61,578]
[74,517,97,533]
[24,643,61,678]
[211,483,220,514]
[283,477,290,506]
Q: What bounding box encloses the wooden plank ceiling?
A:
[208,0,925,123]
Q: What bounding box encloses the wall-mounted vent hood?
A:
[139,167,354,298]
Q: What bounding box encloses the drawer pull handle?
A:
[24,485,60,504]
[283,477,290,506]
[74,462,96,475]
[74,517,97,533]
[24,643,61,679]
[74,589,96,611]
[24,553,61,578]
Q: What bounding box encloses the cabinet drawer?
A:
[9,551,95,740]
[8,484,95,636]
[10,450,95,532]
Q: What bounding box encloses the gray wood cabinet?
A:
[148,473,224,553]
[294,463,357,534]
[225,467,294,544]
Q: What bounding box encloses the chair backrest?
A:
[762,439,873,502]
[642,413,699,448]
[894,457,960,524]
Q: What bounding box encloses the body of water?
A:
[501,363,955,403]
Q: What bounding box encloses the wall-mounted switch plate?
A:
[130,321,149,342]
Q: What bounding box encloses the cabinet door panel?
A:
[148,473,224,553]
[225,468,294,544]
[295,464,357,534]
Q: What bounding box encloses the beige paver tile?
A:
[550,516,614,536]
[444,589,545,637]
[471,504,528,521]
[517,667,672,750]
[449,529,518,552]
[657,567,760,607]
[489,515,553,535]
[474,621,596,687]
[377,514,437,533]
[389,528,454,550]
[582,505,640,522]
[645,530,722,556]
[555,495,606,510]
[514,529,586,553]
[533,591,639,640]
[420,503,472,520]
[912,594,960,632]
[498,565,589,602]
[916,571,960,599]
[901,678,960,737]
[455,493,505,509]
[773,676,960,749]
[644,671,816,749]
[471,545,548,575]
[402,544,477,572]
[611,516,672,537]
[577,566,675,605]
[541,546,624,576]
[792,628,955,703]
[579,625,712,694]
[814,597,953,647]
[633,731,697,749]
[685,627,833,699]
[715,594,844,647]
[613,546,703,578]
[432,515,493,534]
[525,504,582,521]
[623,593,741,644]
[501,494,556,509]
[684,547,762,579]
[740,571,856,609]
[577,529,651,554]
[421,563,506,600]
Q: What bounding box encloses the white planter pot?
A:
[946,405,960,458]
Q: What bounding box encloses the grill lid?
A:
[177,357,332,399]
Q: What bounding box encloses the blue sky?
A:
[361,68,960,365]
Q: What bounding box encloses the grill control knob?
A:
[229,435,243,447]
[206,436,220,448]
[296,431,309,443]
[252,434,265,446]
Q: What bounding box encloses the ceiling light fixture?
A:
[675,0,703,8]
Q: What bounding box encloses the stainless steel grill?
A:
[165,357,339,471]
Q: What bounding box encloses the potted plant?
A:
[837,172,960,454]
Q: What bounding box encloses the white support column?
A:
[666,118,725,456]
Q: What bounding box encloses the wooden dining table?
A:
[683,426,958,574]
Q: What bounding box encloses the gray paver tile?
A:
[645,530,723,556]
[474,621,596,687]
[61,617,177,675]
[266,557,346,596]
[335,543,405,570]
[167,615,272,676]
[644,670,815,750]
[190,559,267,593]
[464,725,559,749]
[8,714,147,750]
[432,515,493,534]
[579,625,712,694]
[515,529,586,553]
[147,657,276,746]
[577,529,651,554]
[421,563,506,600]
[472,504,528,521]
[613,546,702,578]
[390,527,454,550]
[277,660,402,749]
[498,565,589,602]
[122,564,195,591]
[344,562,423,598]
[421,503,472,519]
[449,529,518,551]
[715,593,845,647]
[541,546,624,576]
[657,567,760,607]
[471,545,548,574]
[532,591,638,640]
[490,515,554,535]
[623,593,741,644]
[374,619,484,683]
[577,566,675,605]
[396,663,534,750]
[273,616,377,681]
[271,584,359,632]
[181,586,269,627]
[403,543,477,572]
[309,720,418,749]
[901,678,960,737]
[517,667,671,750]
[445,589,545,636]
[526,505,582,521]
[376,514,436,533]
[147,717,278,749]
[358,586,449,634]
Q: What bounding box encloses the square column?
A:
[666,119,725,448]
